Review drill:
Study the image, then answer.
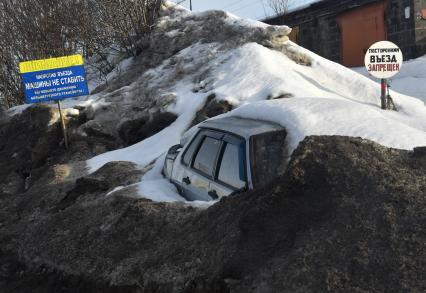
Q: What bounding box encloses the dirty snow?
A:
[87,84,207,172]
[8,4,426,203]
[6,103,32,116]
[90,39,426,203]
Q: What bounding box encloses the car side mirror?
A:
[166,144,182,160]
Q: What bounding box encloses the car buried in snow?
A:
[163,116,289,201]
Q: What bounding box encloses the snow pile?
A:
[11,3,426,203]
[217,43,426,152]
[87,5,426,202]
[353,54,426,104]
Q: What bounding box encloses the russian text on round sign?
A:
[364,41,403,79]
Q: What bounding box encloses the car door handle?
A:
[208,190,218,199]
[182,176,191,185]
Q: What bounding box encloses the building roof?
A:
[287,0,323,14]
[263,0,323,22]
[199,116,284,139]
[263,0,380,24]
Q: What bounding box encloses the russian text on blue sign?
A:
[19,55,89,104]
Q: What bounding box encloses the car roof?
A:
[199,116,284,139]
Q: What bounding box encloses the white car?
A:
[163,117,289,201]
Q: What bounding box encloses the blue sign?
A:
[19,55,89,104]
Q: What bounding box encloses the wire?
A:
[229,0,262,13]
[220,0,246,10]
[173,0,267,19]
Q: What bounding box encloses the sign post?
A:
[56,100,69,149]
[19,55,89,149]
[381,78,387,109]
[364,41,403,110]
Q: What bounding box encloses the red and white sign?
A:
[364,41,403,79]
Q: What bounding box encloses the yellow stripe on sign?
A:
[19,55,84,73]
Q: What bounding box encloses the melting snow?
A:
[8,4,426,204]
[88,40,426,203]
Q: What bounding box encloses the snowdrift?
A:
[9,2,426,203]
[1,3,426,292]
[91,3,426,202]
[354,54,426,103]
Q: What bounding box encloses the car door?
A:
[209,134,247,199]
[180,131,223,201]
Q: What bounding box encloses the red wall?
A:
[336,1,388,67]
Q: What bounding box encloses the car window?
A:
[217,142,246,189]
[251,130,287,188]
[182,131,203,166]
[192,136,222,176]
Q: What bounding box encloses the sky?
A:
[171,0,319,20]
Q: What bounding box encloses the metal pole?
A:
[57,100,69,150]
[190,0,192,11]
[380,78,387,110]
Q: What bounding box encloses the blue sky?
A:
[171,0,319,20]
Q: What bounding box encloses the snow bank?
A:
[87,83,208,171]
[13,3,424,203]
[215,43,426,151]
[353,54,426,104]
[89,39,426,203]
[136,155,186,202]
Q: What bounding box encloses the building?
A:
[264,0,426,67]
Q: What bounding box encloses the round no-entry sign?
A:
[364,41,403,79]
